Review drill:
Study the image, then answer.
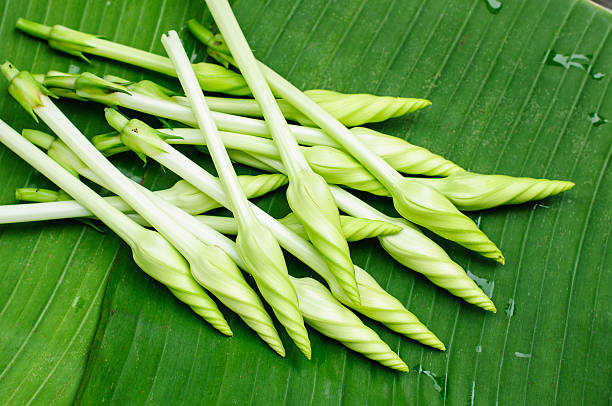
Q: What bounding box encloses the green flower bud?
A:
[154,173,287,215]
[391,178,504,264]
[287,170,360,304]
[291,277,408,372]
[190,242,285,356]
[283,89,430,127]
[415,172,575,211]
[16,19,97,62]
[378,218,496,312]
[350,127,464,177]
[279,213,401,242]
[191,62,250,95]
[329,186,496,312]
[303,145,388,195]
[236,224,311,359]
[131,228,232,336]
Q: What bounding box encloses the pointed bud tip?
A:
[299,337,312,359]
[563,181,575,191]
[270,343,286,358]
[394,361,409,373]
[486,303,497,313]
[217,325,233,336]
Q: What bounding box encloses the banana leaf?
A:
[0,0,610,404]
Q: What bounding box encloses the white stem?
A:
[205,0,310,176]
[0,118,141,244]
[113,91,337,146]
[162,31,255,227]
[34,96,206,259]
[328,185,395,223]
[161,128,280,158]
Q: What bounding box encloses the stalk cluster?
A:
[0,3,574,373]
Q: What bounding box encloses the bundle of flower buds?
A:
[0,0,573,372]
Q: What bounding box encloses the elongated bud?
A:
[283,89,430,127]
[291,277,408,372]
[354,268,445,349]
[105,108,166,163]
[338,215,402,241]
[13,173,287,216]
[132,228,232,335]
[378,218,497,312]
[330,186,496,312]
[236,225,311,358]
[154,174,288,214]
[191,62,249,95]
[350,127,463,177]
[303,145,388,196]
[287,170,360,304]
[190,243,285,356]
[415,172,575,211]
[279,213,401,242]
[392,179,504,264]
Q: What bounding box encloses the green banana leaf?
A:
[0,0,610,404]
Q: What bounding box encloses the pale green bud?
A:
[392,178,504,264]
[303,145,388,196]
[279,213,401,242]
[379,218,496,312]
[350,127,464,177]
[192,62,250,95]
[17,19,250,96]
[236,225,310,358]
[131,228,232,335]
[415,172,575,211]
[190,243,285,356]
[286,170,359,304]
[282,89,430,127]
[16,19,97,62]
[291,277,408,372]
